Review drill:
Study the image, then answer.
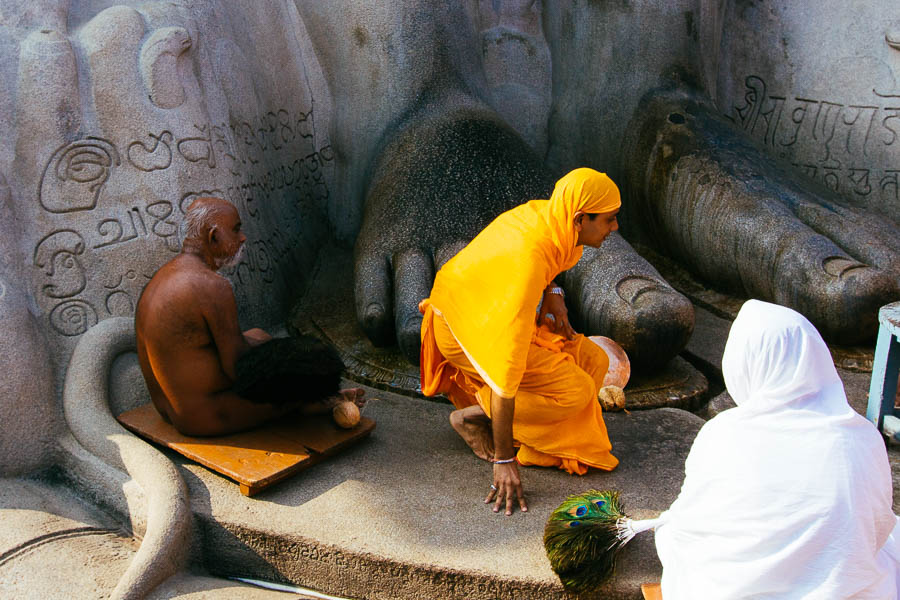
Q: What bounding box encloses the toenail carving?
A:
[615,275,662,305]
[822,256,868,279]
[140,26,192,109]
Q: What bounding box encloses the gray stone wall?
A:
[0,1,335,473]
[2,0,897,475]
[716,0,900,219]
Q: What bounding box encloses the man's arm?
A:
[484,389,528,516]
[202,276,251,381]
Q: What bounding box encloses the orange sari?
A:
[419,168,621,474]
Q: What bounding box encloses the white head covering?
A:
[653,300,899,599]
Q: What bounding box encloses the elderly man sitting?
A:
[135,197,363,436]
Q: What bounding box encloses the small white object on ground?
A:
[882,415,900,441]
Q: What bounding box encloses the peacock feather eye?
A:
[544,489,630,593]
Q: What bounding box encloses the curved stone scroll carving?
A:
[38,137,120,214]
[140,27,192,110]
[33,229,87,299]
[887,25,900,51]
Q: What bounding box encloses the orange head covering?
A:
[424,168,621,398]
[539,168,622,272]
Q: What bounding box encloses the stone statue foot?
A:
[354,106,694,369]
[624,87,900,345]
[564,234,695,370]
[354,107,556,362]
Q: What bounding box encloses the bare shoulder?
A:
[137,256,230,333]
[145,256,228,300]
[191,268,235,312]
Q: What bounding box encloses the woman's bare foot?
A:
[449,405,494,462]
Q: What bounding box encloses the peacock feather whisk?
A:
[544,489,661,593]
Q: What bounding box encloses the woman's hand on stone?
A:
[485,461,527,516]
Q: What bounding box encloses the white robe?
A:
[654,300,900,599]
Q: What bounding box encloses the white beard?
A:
[215,244,244,270]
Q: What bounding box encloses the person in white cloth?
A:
[651,299,900,598]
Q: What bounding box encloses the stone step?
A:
[166,385,703,600]
[0,477,138,599]
[0,477,305,599]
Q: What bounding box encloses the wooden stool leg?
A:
[868,327,900,432]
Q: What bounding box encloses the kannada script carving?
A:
[49,299,98,336]
[177,124,216,168]
[31,105,330,339]
[127,131,174,172]
[91,200,179,252]
[39,138,121,213]
[33,230,87,299]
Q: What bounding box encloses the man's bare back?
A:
[136,197,363,436]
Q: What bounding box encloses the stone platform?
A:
[169,386,703,600]
[0,477,297,599]
[8,298,895,599]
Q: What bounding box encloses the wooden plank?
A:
[267,416,374,454]
[640,583,662,600]
[116,404,375,496]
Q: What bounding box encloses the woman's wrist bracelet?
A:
[491,457,517,464]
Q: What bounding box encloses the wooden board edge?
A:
[249,422,377,492]
[117,416,262,487]
[117,409,376,496]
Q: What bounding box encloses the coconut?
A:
[598,385,626,412]
[333,401,361,428]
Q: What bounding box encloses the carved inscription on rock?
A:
[39,138,121,214]
[31,106,332,339]
[49,299,98,336]
[127,132,174,172]
[33,230,87,299]
[103,269,152,318]
[729,75,900,206]
[92,200,180,252]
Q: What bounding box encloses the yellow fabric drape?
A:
[419,304,618,474]
[425,168,620,397]
[418,168,622,475]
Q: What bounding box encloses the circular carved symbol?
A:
[50,300,98,336]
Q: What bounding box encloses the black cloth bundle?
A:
[233,335,344,405]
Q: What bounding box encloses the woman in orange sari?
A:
[419,168,622,516]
